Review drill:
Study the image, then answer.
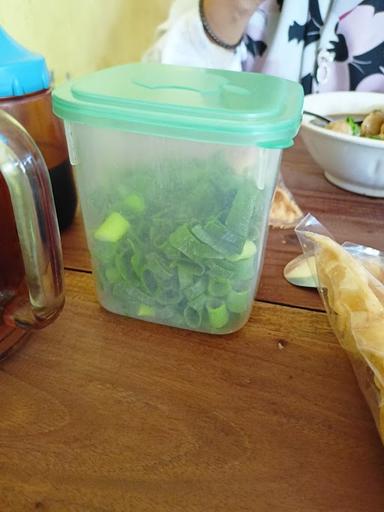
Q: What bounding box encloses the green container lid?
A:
[53,63,303,148]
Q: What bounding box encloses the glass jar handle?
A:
[0,110,64,328]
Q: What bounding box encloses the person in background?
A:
[145,0,384,94]
[145,0,384,226]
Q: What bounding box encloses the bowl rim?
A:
[301,91,384,150]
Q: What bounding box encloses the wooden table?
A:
[1,138,383,511]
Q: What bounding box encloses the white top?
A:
[144,0,384,94]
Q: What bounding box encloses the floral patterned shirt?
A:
[145,0,384,94]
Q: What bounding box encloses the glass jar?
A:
[0,110,64,359]
[0,27,77,230]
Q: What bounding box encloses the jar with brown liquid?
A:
[0,27,77,231]
[0,28,66,358]
[0,109,64,358]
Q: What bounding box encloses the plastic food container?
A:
[53,63,303,334]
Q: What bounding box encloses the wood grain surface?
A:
[258,137,384,310]
[2,137,384,511]
[1,271,383,512]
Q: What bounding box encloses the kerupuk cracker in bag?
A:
[295,214,384,443]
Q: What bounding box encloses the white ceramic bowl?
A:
[301,92,384,197]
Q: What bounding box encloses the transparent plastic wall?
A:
[67,122,282,334]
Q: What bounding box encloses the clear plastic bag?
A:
[295,214,384,443]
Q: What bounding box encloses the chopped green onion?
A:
[346,116,361,136]
[94,212,130,242]
[227,284,251,314]
[155,287,182,306]
[91,154,266,333]
[184,278,206,302]
[208,277,231,297]
[184,306,202,329]
[206,299,229,329]
[146,253,173,281]
[232,256,255,280]
[192,219,245,256]
[207,260,234,279]
[105,266,121,284]
[225,186,256,238]
[142,268,159,294]
[137,304,155,317]
[124,193,146,213]
[177,262,195,289]
[228,240,257,261]
[169,224,223,260]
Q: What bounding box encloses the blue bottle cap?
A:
[0,26,51,98]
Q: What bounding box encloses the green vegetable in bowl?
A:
[89,156,269,333]
[346,116,360,136]
[325,110,384,140]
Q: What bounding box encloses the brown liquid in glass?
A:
[1,89,77,232]
[0,172,25,341]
